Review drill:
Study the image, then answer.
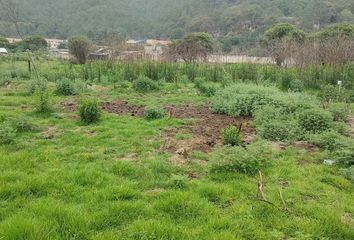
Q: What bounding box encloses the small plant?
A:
[210,143,272,175]
[289,79,304,92]
[0,125,16,145]
[78,98,101,124]
[194,78,218,97]
[169,175,187,189]
[55,78,76,96]
[144,106,165,120]
[221,125,241,146]
[34,89,52,114]
[328,104,349,122]
[298,109,333,134]
[6,116,35,133]
[133,76,160,93]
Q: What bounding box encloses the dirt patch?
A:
[41,127,59,139]
[102,101,145,117]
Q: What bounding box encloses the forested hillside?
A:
[1,0,354,45]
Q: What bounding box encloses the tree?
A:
[262,23,306,66]
[20,35,47,51]
[313,23,354,39]
[169,32,213,63]
[68,36,91,64]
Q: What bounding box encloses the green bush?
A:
[6,116,35,133]
[144,106,165,120]
[169,175,187,189]
[340,167,354,182]
[289,79,304,92]
[34,88,52,114]
[210,143,272,175]
[211,83,316,117]
[328,104,349,122]
[0,126,16,144]
[298,109,333,134]
[194,78,219,97]
[221,125,241,146]
[306,131,349,152]
[334,146,354,167]
[133,76,160,93]
[55,78,76,96]
[78,98,101,124]
[253,106,301,141]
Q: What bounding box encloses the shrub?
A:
[340,167,354,182]
[210,143,272,175]
[133,76,160,93]
[289,79,305,92]
[306,131,349,152]
[253,106,301,141]
[144,106,165,120]
[221,125,241,146]
[298,109,333,134]
[169,175,187,189]
[211,83,316,117]
[6,116,35,132]
[34,88,52,114]
[194,78,219,97]
[0,126,16,144]
[328,104,349,122]
[55,78,76,96]
[334,146,354,167]
[78,98,101,124]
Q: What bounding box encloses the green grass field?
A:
[0,60,353,239]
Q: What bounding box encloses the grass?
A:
[0,61,353,239]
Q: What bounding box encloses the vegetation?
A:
[68,36,91,64]
[0,57,353,239]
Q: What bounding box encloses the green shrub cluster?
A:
[55,78,77,96]
[298,109,333,134]
[211,83,317,117]
[144,106,165,120]
[133,76,160,93]
[210,142,272,175]
[0,126,16,145]
[194,78,219,97]
[78,98,101,124]
[221,125,241,146]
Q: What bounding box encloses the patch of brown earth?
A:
[41,127,59,139]
[341,212,354,228]
[102,101,145,117]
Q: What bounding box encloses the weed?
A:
[78,98,101,124]
[144,106,165,120]
[221,125,241,146]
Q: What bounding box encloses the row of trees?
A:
[262,23,354,66]
[0,35,47,51]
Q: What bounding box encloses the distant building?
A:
[0,48,8,54]
[6,38,21,44]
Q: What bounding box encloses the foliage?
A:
[328,104,349,122]
[194,78,218,97]
[314,23,354,39]
[133,76,160,93]
[19,36,48,51]
[55,78,76,96]
[211,83,317,117]
[170,32,213,62]
[221,125,241,146]
[0,125,16,144]
[0,37,10,48]
[68,36,91,64]
[78,98,101,124]
[210,143,272,175]
[144,106,165,120]
[306,131,349,152]
[263,23,306,43]
[5,116,35,133]
[298,109,333,134]
[33,79,52,114]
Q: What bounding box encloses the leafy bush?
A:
[211,83,316,117]
[253,106,301,141]
[144,106,165,120]
[6,116,35,133]
[334,146,354,167]
[298,109,333,134]
[306,131,348,152]
[194,78,219,97]
[133,76,160,93]
[210,143,272,175]
[0,126,16,144]
[328,104,349,122]
[34,88,52,114]
[340,167,354,182]
[78,98,101,124]
[221,125,241,146]
[169,175,187,189]
[55,78,76,96]
[289,79,305,92]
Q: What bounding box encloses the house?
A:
[0,48,8,54]
[46,39,65,49]
[6,38,21,44]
